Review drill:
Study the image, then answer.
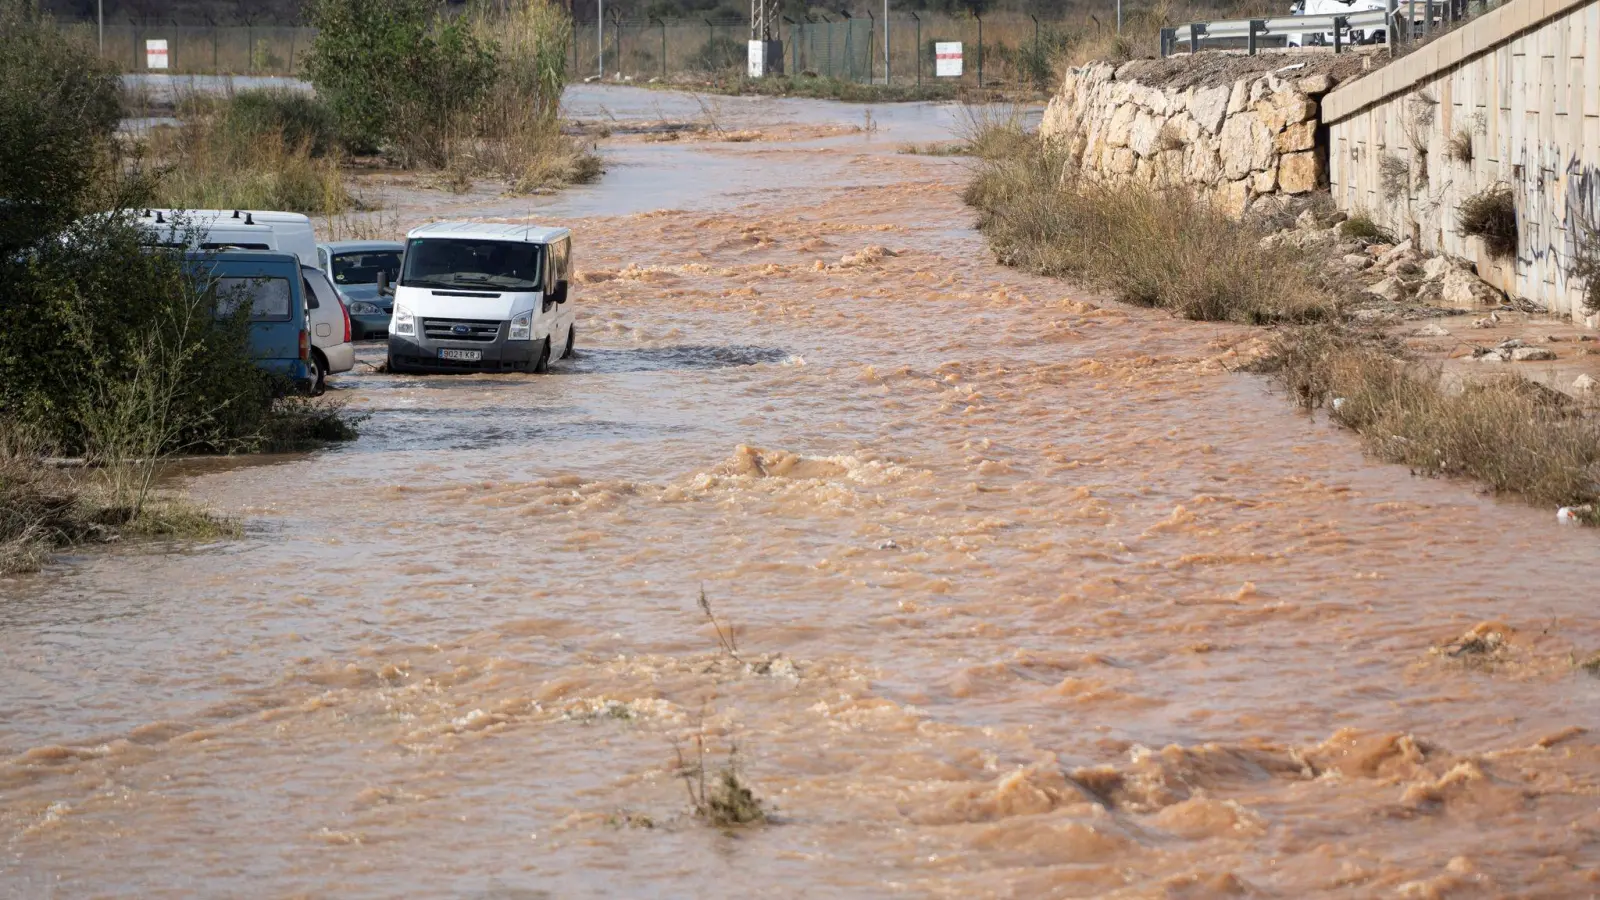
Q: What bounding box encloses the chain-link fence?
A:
[59,11,1074,87]
[577,11,1071,88]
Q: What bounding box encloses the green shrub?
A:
[1339,212,1396,243]
[221,88,339,157]
[304,0,497,162]
[0,0,121,257]
[689,36,746,73]
[1458,184,1518,258]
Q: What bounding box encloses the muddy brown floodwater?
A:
[6,86,1600,899]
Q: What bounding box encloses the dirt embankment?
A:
[1114,48,1385,92]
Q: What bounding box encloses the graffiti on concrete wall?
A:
[1514,142,1600,276]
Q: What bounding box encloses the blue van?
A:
[185,251,315,392]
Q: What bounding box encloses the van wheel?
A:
[561,324,576,359]
[532,336,552,374]
[309,351,327,396]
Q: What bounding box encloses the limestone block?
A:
[1129,111,1166,158]
[1186,144,1222,184]
[1189,85,1230,136]
[1440,268,1502,308]
[1227,79,1250,115]
[1253,165,1279,193]
[1156,149,1185,184]
[1109,147,1137,175]
[1256,91,1317,133]
[1276,120,1317,153]
[1298,73,1335,95]
[1105,102,1137,148]
[1217,179,1251,219]
[1278,151,1323,194]
[1219,112,1275,180]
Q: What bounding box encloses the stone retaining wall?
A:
[1039,60,1342,217]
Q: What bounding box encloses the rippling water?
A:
[4,88,1600,899]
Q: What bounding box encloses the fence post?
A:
[975,12,982,89]
[1333,15,1345,53]
[911,12,920,87]
[785,17,796,75]
[866,10,874,83]
[883,6,889,85]
[654,17,665,81]
[1158,26,1170,57]
[1247,19,1262,55]
[841,11,852,82]
[1190,22,1203,54]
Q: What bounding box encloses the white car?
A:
[300,264,355,393]
[386,222,575,375]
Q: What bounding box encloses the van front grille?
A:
[422,318,501,342]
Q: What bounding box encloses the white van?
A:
[136,210,276,254]
[136,209,318,267]
[387,222,574,375]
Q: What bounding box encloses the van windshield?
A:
[400,238,542,291]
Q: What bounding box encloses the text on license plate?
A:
[438,348,482,361]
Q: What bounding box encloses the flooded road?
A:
[6,86,1600,898]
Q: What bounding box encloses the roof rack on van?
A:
[154,211,166,224]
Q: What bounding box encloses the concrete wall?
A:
[1323,0,1600,322]
[1039,61,1338,218]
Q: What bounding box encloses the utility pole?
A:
[1116,0,1122,33]
[97,0,103,53]
[598,0,605,79]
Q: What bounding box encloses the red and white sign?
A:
[935,41,962,77]
[145,39,169,70]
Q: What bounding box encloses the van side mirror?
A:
[554,281,569,304]
[376,270,389,294]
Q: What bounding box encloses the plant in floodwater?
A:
[674,731,767,828]
[698,585,742,663]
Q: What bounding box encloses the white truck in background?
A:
[1286,0,1391,46]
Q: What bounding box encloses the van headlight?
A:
[509,311,532,341]
[393,305,415,336]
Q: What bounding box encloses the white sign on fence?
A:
[934,41,962,77]
[145,39,169,69]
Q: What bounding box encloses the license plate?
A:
[438,348,482,361]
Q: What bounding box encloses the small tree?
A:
[303,0,497,162]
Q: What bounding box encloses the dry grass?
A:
[1,429,237,575]
[1259,325,1600,519]
[1446,127,1474,164]
[143,90,350,214]
[964,130,1332,324]
[1379,152,1410,200]
[1458,184,1518,258]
